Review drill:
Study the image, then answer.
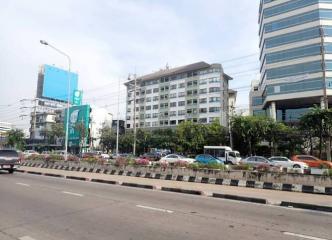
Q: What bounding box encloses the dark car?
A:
[141,152,162,161]
[0,149,21,174]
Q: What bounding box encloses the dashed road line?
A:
[19,236,37,240]
[283,232,328,240]
[136,204,173,213]
[16,183,30,187]
[61,191,84,197]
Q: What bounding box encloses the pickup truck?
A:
[0,149,21,174]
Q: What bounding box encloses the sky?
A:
[0,0,260,132]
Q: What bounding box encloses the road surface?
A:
[0,172,331,240]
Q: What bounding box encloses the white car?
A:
[23,150,39,158]
[268,156,308,170]
[160,154,195,164]
[100,153,110,159]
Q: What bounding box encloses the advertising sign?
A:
[64,105,91,147]
[72,90,83,106]
[42,64,78,103]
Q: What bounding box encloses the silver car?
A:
[241,156,270,167]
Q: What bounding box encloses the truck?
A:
[203,146,241,165]
[0,149,21,174]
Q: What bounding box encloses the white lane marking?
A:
[62,191,84,197]
[136,205,173,213]
[283,232,328,240]
[16,183,30,187]
[19,236,37,240]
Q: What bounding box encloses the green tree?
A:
[49,123,65,145]
[231,116,269,156]
[7,129,25,150]
[176,121,207,155]
[99,125,115,153]
[205,120,228,146]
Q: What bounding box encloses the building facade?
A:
[253,0,332,122]
[125,62,233,129]
[0,122,13,147]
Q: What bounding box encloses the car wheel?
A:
[293,164,301,168]
[8,169,14,174]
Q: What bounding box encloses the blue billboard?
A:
[42,64,78,102]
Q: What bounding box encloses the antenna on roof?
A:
[165,63,169,70]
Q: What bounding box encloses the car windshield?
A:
[0,150,18,157]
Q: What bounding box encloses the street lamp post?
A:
[40,40,71,161]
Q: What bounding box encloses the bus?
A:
[203,146,241,165]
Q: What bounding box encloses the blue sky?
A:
[0,0,260,131]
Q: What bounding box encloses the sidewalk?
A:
[19,166,332,209]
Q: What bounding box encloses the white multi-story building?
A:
[254,0,332,122]
[125,62,234,129]
[89,106,112,149]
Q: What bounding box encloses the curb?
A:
[66,176,88,181]
[280,201,332,213]
[161,187,203,195]
[212,193,267,204]
[91,179,118,185]
[121,182,155,189]
[44,173,64,178]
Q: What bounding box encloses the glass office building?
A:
[252,0,332,122]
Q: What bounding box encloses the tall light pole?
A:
[128,74,137,156]
[40,40,71,161]
[116,78,120,156]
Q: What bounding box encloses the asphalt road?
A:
[0,172,331,240]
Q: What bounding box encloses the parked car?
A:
[291,155,332,168]
[0,149,21,173]
[141,152,162,161]
[100,153,110,159]
[160,154,195,164]
[241,156,271,167]
[269,156,308,170]
[23,150,39,158]
[195,154,224,164]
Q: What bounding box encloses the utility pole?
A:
[116,78,120,156]
[133,74,137,156]
[320,27,331,161]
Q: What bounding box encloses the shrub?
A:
[231,164,251,171]
[205,162,226,170]
[188,163,200,170]
[174,160,189,168]
[134,158,150,166]
[153,161,169,169]
[67,155,80,162]
[114,157,129,167]
[256,164,270,172]
[27,154,45,161]
[48,154,65,161]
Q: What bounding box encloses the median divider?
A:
[26,171,42,175]
[212,193,267,204]
[280,201,332,212]
[161,187,203,195]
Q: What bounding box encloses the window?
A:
[178,101,185,106]
[146,114,151,119]
[200,79,207,85]
[210,97,220,103]
[170,120,176,125]
[178,92,185,97]
[170,93,177,98]
[187,99,198,105]
[170,102,177,107]
[146,89,152,94]
[200,88,207,94]
[209,117,220,122]
[152,121,158,127]
[153,105,159,110]
[170,84,177,90]
[146,97,151,102]
[146,106,152,110]
[179,83,185,88]
[199,118,207,123]
[170,111,177,117]
[145,122,151,127]
[136,107,139,112]
[264,0,317,18]
[209,77,220,83]
[209,87,220,93]
[178,110,186,116]
[153,88,159,93]
[153,96,159,101]
[140,106,144,111]
[199,108,207,113]
[209,107,220,113]
[199,98,207,104]
[153,113,158,118]
[127,108,131,112]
